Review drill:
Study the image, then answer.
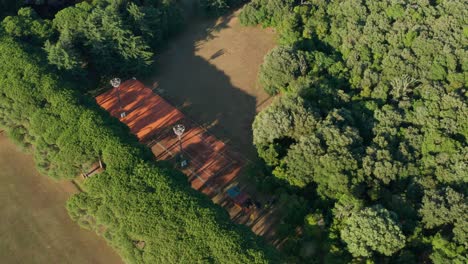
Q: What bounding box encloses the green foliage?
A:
[67,163,280,263]
[253,94,317,148]
[332,194,364,226]
[281,117,361,198]
[244,0,468,261]
[239,3,261,26]
[195,0,243,16]
[49,1,154,77]
[259,46,308,95]
[419,187,467,230]
[2,8,53,44]
[341,205,406,257]
[429,233,468,264]
[244,0,467,97]
[253,95,362,198]
[0,0,185,80]
[44,39,84,75]
[239,0,294,28]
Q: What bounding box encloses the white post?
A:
[110,78,125,118]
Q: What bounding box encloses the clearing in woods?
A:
[0,135,123,264]
[141,9,286,244]
[151,9,277,158]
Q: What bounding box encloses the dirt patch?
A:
[0,135,123,264]
[146,9,283,242]
[151,9,276,157]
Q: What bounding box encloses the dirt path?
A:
[0,135,123,264]
[150,9,276,158]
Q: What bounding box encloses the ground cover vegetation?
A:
[0,1,281,263]
[241,0,467,263]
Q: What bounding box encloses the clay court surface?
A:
[96,80,244,196]
[96,79,281,240]
[0,135,123,264]
[150,10,276,157]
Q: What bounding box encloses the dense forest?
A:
[241,0,467,263]
[0,0,280,263]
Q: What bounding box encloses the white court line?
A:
[153,141,239,195]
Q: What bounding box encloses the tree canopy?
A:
[341,205,405,257]
[243,0,467,262]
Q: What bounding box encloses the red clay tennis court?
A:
[96,80,245,196]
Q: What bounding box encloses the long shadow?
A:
[148,11,260,158]
[132,9,288,244]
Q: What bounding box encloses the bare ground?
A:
[0,135,123,264]
[151,9,276,158]
[148,10,288,244]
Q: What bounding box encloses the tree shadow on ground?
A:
[142,9,286,244]
[148,10,269,158]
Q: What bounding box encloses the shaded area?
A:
[26,0,80,18]
[149,9,276,157]
[0,134,123,264]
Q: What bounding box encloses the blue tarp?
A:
[226,186,240,198]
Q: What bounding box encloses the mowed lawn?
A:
[151,9,276,158]
[0,135,123,264]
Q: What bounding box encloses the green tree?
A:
[46,0,185,78]
[2,7,53,44]
[253,94,318,147]
[419,187,467,229]
[279,116,361,198]
[429,233,467,264]
[61,2,153,76]
[239,0,294,27]
[259,46,308,95]
[341,205,405,258]
[44,40,84,76]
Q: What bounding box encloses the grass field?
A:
[151,9,276,158]
[0,135,123,264]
